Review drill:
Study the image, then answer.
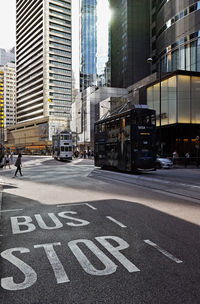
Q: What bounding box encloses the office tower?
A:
[2,62,16,127]
[72,0,110,92]
[0,70,3,146]
[80,0,98,90]
[146,0,200,155]
[151,0,200,73]
[0,48,15,66]
[16,0,72,136]
[109,0,151,88]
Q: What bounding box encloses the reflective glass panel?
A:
[177,75,190,123]
[191,76,200,123]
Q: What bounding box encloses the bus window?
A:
[61,146,64,152]
[65,147,68,151]
[64,135,70,140]
[69,147,72,151]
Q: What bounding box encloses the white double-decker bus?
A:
[52,131,72,161]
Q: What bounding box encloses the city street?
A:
[0,156,200,303]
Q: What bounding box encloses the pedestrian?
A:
[13,153,23,177]
[83,150,87,159]
[185,152,190,167]
[4,154,11,169]
[0,153,4,169]
[10,151,14,163]
[172,151,178,165]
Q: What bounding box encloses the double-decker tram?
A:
[52,131,72,161]
[94,104,157,172]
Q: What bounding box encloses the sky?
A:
[0,0,16,50]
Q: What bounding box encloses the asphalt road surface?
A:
[0,156,200,303]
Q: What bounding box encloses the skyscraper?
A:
[72,0,110,92]
[151,0,200,73]
[2,62,16,127]
[109,0,151,88]
[0,70,3,147]
[16,0,72,137]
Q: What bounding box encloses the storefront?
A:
[147,70,200,156]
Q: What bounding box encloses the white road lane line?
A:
[0,209,23,213]
[106,216,127,228]
[57,203,96,208]
[144,240,183,264]
[85,203,97,210]
[57,203,86,208]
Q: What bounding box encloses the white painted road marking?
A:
[57,203,87,208]
[0,209,23,213]
[1,247,37,291]
[68,239,117,276]
[85,203,97,210]
[34,243,70,283]
[10,212,90,234]
[144,240,183,264]
[106,216,127,228]
[96,236,140,272]
[57,203,97,210]
[1,236,138,290]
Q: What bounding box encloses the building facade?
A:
[71,86,127,151]
[151,0,200,74]
[72,0,110,93]
[14,0,72,152]
[0,48,15,66]
[145,0,200,155]
[0,70,3,151]
[2,62,16,127]
[109,0,151,88]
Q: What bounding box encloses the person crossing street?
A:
[13,153,23,177]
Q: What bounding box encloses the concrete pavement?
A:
[1,156,200,226]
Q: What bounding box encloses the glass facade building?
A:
[109,0,151,88]
[147,72,200,126]
[151,0,200,74]
[80,0,110,91]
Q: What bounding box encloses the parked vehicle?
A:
[156,158,173,169]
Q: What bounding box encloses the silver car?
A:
[156,158,174,169]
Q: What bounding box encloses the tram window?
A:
[60,135,64,140]
[94,125,98,133]
[151,115,156,125]
[64,135,70,140]
[146,116,150,125]
[65,147,68,151]
[69,147,72,151]
[61,146,64,151]
[102,123,105,132]
[98,144,105,152]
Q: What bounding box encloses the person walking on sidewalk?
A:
[185,152,190,167]
[13,153,23,177]
[4,154,11,169]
